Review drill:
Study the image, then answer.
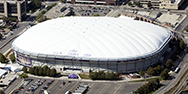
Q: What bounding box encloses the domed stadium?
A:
[11,16,172,73]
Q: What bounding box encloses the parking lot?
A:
[10,76,144,94]
[73,6,112,16]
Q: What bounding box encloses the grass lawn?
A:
[129,76,163,82]
[79,74,90,79]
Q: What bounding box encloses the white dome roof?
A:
[12,16,172,60]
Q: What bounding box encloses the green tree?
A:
[93,14,100,16]
[29,67,35,74]
[139,70,145,77]
[0,33,2,39]
[8,26,12,31]
[147,67,156,76]
[59,0,63,2]
[50,68,57,77]
[22,66,28,73]
[46,68,50,76]
[105,71,110,80]
[38,67,43,76]
[127,2,132,6]
[31,0,41,8]
[160,68,169,80]
[147,2,152,7]
[110,71,115,80]
[114,72,119,80]
[136,86,144,94]
[179,40,186,50]
[9,53,15,62]
[34,66,39,75]
[20,73,28,79]
[0,53,8,63]
[165,59,174,69]
[42,65,49,75]
[154,65,161,75]
[134,2,140,7]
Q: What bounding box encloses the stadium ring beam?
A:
[11,16,172,73]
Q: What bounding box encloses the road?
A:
[4,78,23,94]
[175,16,188,32]
[154,50,188,94]
[0,5,45,54]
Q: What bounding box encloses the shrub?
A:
[46,3,57,11]
[0,53,8,63]
[9,53,15,62]
[160,68,169,80]
[165,59,174,69]
[22,66,28,73]
[127,2,132,6]
[89,71,119,80]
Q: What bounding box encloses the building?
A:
[140,0,160,8]
[138,0,184,9]
[11,16,172,73]
[70,0,117,5]
[0,0,27,21]
[159,0,185,9]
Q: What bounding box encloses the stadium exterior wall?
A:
[12,37,171,73]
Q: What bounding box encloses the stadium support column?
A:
[143,60,145,70]
[126,62,127,73]
[94,0,97,5]
[116,61,118,72]
[134,61,136,72]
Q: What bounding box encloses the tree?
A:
[114,72,119,80]
[59,0,63,3]
[134,2,140,7]
[0,53,8,63]
[154,65,161,75]
[31,0,41,8]
[179,40,185,50]
[147,67,156,76]
[127,2,132,6]
[29,67,35,74]
[34,66,39,75]
[147,2,152,8]
[160,68,169,80]
[9,53,15,62]
[0,33,2,39]
[20,73,28,79]
[165,59,174,69]
[38,67,43,76]
[22,66,28,73]
[42,65,49,75]
[105,71,111,80]
[46,68,50,76]
[8,26,12,31]
[50,68,57,77]
[139,70,145,78]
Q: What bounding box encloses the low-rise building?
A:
[70,0,117,5]
[134,0,185,9]
[0,0,27,21]
[159,0,185,9]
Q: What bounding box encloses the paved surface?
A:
[4,77,23,94]
[7,75,144,94]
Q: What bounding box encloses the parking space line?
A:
[113,83,124,94]
[97,83,111,94]
[87,83,97,94]
[50,81,67,94]
[47,80,59,90]
[54,82,71,94]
